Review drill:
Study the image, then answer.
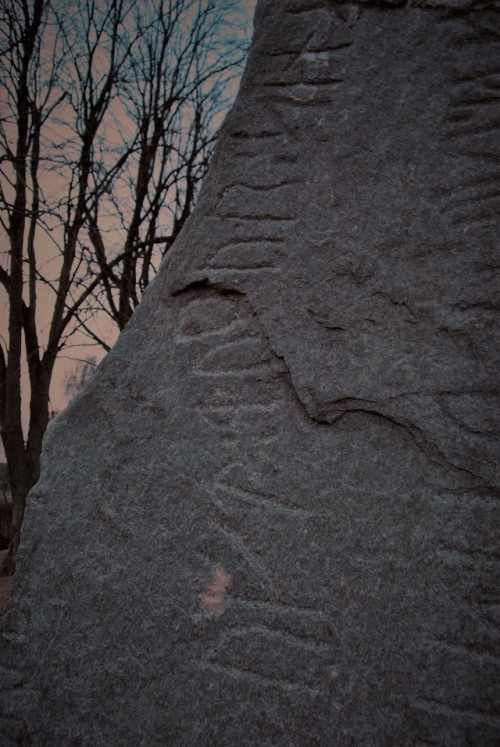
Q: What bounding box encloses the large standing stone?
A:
[1,0,499,743]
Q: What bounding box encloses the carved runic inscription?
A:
[176,289,339,695]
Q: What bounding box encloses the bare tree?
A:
[0,0,252,574]
[80,0,248,333]
[64,356,97,401]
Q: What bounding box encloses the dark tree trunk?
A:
[1,362,52,576]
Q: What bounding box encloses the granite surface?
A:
[1,0,499,744]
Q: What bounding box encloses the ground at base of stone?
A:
[0,550,12,613]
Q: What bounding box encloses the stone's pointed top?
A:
[260,0,500,13]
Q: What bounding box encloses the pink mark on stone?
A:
[200,563,233,616]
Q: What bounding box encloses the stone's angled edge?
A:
[1,0,499,744]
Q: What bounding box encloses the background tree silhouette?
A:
[64,356,97,401]
[0,0,253,574]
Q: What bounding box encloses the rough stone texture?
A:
[1,0,499,744]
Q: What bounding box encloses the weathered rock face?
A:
[1,0,499,743]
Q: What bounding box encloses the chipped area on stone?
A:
[1,0,499,744]
[199,563,233,616]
